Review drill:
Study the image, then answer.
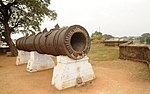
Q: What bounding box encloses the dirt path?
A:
[0,55,150,94]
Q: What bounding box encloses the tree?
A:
[139,33,150,44]
[103,34,114,40]
[141,33,150,37]
[146,36,150,44]
[91,31,102,40]
[0,0,57,56]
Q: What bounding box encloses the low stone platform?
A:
[27,52,55,72]
[16,50,30,65]
[52,56,95,90]
[119,43,150,69]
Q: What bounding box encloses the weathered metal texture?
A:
[16,36,26,50]
[16,25,90,60]
[119,42,150,63]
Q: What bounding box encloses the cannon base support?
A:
[16,50,30,65]
[52,56,95,90]
[26,52,55,72]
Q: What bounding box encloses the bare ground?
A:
[0,55,150,94]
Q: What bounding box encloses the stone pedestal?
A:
[52,56,95,90]
[27,51,55,72]
[16,50,30,65]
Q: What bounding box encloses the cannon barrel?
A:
[16,25,90,60]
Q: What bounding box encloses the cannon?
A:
[16,25,91,60]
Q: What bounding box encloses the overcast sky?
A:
[40,0,150,37]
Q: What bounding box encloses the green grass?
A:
[88,43,119,61]
[88,43,150,81]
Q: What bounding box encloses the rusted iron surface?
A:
[119,42,150,63]
[16,25,90,60]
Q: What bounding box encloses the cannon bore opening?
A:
[71,32,86,52]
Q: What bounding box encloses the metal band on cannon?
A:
[16,25,90,60]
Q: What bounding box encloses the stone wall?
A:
[103,40,128,46]
[119,44,150,63]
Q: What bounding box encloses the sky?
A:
[40,0,150,37]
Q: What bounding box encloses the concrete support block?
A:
[26,51,55,72]
[16,50,30,65]
[52,56,95,90]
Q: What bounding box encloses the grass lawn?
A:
[88,43,150,81]
[88,43,119,61]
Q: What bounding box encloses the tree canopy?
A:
[141,33,150,37]
[0,0,57,56]
[91,31,103,40]
[139,33,150,44]
[103,34,114,40]
[0,0,57,34]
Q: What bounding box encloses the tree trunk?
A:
[6,36,18,56]
[4,22,18,56]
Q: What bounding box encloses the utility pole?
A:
[99,26,100,32]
